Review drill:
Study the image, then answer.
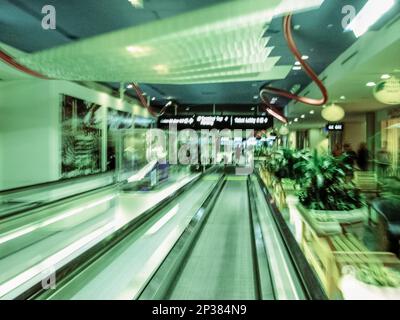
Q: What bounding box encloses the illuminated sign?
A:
[196,115,230,128]
[325,123,344,131]
[158,115,273,130]
[232,116,270,129]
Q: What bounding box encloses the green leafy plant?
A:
[264,148,306,181]
[356,265,400,288]
[295,150,364,211]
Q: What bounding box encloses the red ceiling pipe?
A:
[265,105,288,124]
[260,14,329,123]
[131,82,172,117]
[0,48,49,79]
[0,49,164,117]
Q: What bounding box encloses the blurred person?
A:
[332,143,342,157]
[357,142,370,171]
[343,143,357,167]
[343,143,357,180]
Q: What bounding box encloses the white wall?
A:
[0,79,151,190]
[0,80,59,189]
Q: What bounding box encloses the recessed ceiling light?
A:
[327,24,334,28]
[151,97,156,101]
[289,121,293,125]
[294,61,301,66]
[126,45,151,56]
[127,84,133,89]
[310,110,315,114]
[381,74,391,80]
[294,25,301,30]
[340,95,346,100]
[292,66,302,71]
[301,55,309,60]
[366,82,376,87]
[153,64,169,75]
[301,114,305,119]
[294,118,299,122]
[253,95,259,100]
[186,107,190,111]
[251,107,255,111]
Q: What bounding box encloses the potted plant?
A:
[294,150,367,238]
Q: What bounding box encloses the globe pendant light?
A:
[321,103,345,122]
[373,76,400,105]
[279,126,290,136]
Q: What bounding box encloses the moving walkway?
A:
[0,167,325,300]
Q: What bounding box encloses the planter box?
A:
[340,272,400,300]
[296,203,367,239]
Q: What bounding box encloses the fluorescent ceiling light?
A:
[366,82,376,87]
[126,45,152,57]
[381,74,391,80]
[292,66,302,71]
[301,55,309,60]
[346,0,395,38]
[294,61,301,66]
[153,64,169,75]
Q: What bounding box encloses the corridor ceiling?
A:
[0,0,398,115]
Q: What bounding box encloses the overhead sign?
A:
[158,115,273,130]
[325,123,344,131]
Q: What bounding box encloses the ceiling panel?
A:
[1,0,398,116]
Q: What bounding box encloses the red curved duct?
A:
[131,82,172,117]
[0,49,48,79]
[0,13,328,122]
[0,49,168,117]
[260,14,329,123]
